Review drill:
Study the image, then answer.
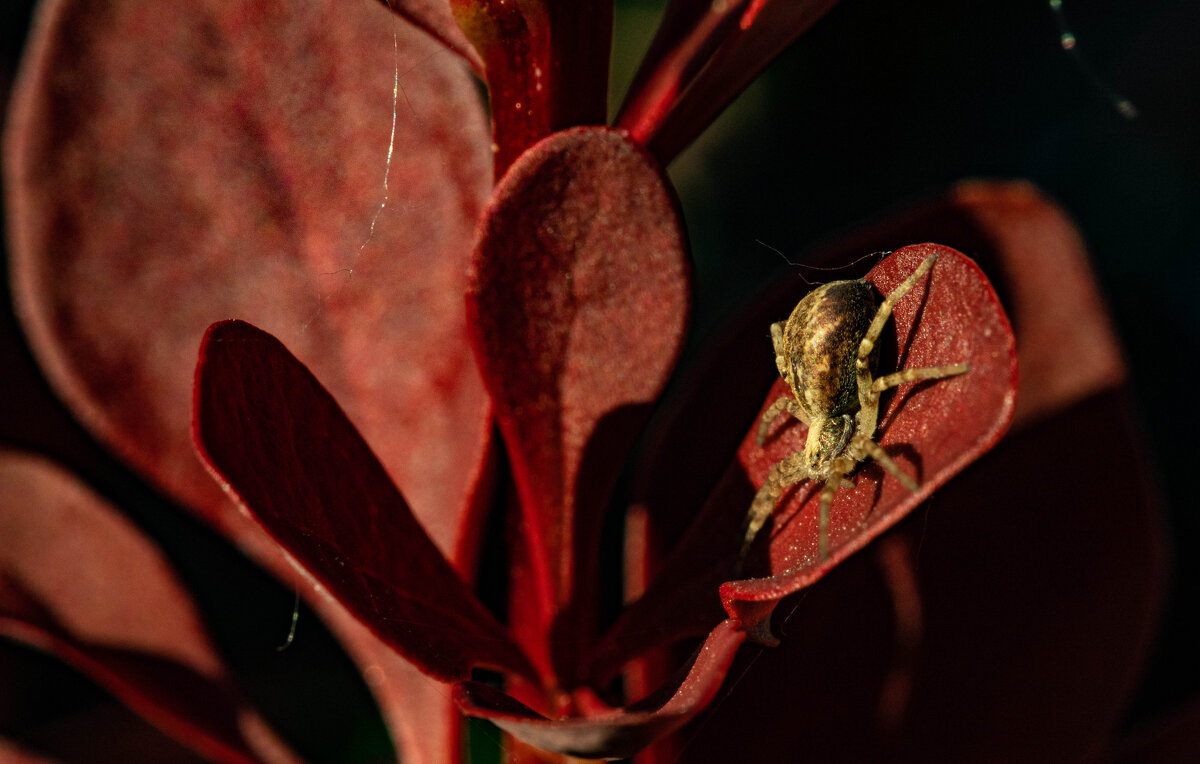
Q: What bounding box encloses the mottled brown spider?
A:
[740,253,969,564]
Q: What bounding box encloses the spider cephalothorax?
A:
[740,253,969,563]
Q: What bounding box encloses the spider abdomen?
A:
[783,279,876,421]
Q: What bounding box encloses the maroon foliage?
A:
[724,244,1017,641]
[193,320,534,683]
[618,0,841,163]
[447,0,612,177]
[456,619,744,759]
[4,0,497,759]
[5,0,492,558]
[466,126,689,688]
[0,452,296,764]
[597,244,1016,671]
[1,0,1169,758]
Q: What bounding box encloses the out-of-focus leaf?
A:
[0,451,296,764]
[6,5,495,754]
[373,0,484,74]
[4,0,492,560]
[618,0,840,163]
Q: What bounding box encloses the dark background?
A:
[2,0,1197,760]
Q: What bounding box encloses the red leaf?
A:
[4,0,492,561]
[193,319,535,683]
[451,0,612,177]
[674,386,1164,760]
[618,0,840,162]
[454,619,745,759]
[722,244,1017,640]
[0,451,296,764]
[465,127,690,683]
[602,182,1119,676]
[893,387,1164,759]
[595,243,1013,677]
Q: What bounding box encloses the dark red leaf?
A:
[680,385,1164,761]
[193,319,535,683]
[0,451,296,764]
[0,700,219,764]
[602,182,1121,675]
[594,181,1163,759]
[4,0,492,561]
[618,0,840,163]
[893,386,1164,760]
[1112,697,1200,762]
[454,619,745,759]
[722,244,1017,640]
[451,0,611,177]
[595,243,1014,677]
[465,127,690,684]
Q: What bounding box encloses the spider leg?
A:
[770,321,787,380]
[816,456,856,559]
[857,253,939,367]
[872,363,969,394]
[756,395,807,446]
[817,478,837,560]
[857,438,919,492]
[739,451,808,563]
[855,254,941,434]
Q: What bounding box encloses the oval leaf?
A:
[723,245,1016,639]
[193,320,534,682]
[595,243,1014,670]
[465,127,690,678]
[5,0,492,557]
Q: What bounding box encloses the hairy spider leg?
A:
[871,364,970,396]
[850,253,969,507]
[807,440,915,561]
[739,450,810,564]
[855,253,941,433]
[756,395,807,446]
[815,458,856,560]
[770,321,789,383]
[854,437,919,492]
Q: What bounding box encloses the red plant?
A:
[0,0,1166,761]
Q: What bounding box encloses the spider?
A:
[739,253,969,564]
